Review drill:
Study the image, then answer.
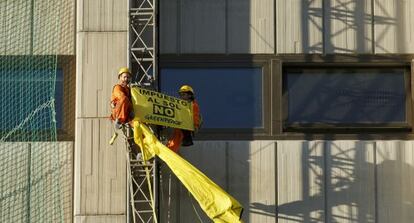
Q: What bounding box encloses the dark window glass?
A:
[160,68,263,128]
[0,69,63,130]
[284,68,407,126]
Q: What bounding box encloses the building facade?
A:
[76,0,414,222]
[3,0,413,222]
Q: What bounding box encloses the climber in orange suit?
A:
[166,85,200,153]
[110,67,133,128]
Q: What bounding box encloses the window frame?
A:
[159,54,414,140]
[281,63,412,133]
[57,55,76,141]
[0,55,75,141]
[159,55,272,139]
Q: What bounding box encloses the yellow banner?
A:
[131,87,194,131]
[133,121,244,223]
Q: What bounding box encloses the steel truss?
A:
[127,0,159,222]
[126,147,158,223]
[129,0,158,88]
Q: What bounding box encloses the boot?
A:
[181,130,194,147]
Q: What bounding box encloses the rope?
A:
[0,99,54,142]
[188,191,204,223]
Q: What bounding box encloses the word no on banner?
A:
[131,87,194,131]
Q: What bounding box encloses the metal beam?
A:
[127,0,159,222]
[129,0,158,89]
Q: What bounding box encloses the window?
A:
[159,55,413,139]
[160,66,267,133]
[0,69,63,132]
[283,67,410,131]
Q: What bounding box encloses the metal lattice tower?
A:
[129,0,158,88]
[126,143,158,223]
[128,0,159,222]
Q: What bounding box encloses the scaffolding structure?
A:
[129,0,158,88]
[126,138,159,223]
[127,0,159,222]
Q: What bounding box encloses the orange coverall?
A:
[110,84,133,124]
[166,100,200,153]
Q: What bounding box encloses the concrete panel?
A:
[76,32,127,118]
[154,139,414,222]
[172,141,275,222]
[77,0,127,32]
[178,141,227,222]
[160,0,178,53]
[31,142,74,223]
[158,165,181,223]
[242,141,276,223]
[324,0,372,53]
[0,0,74,55]
[161,0,274,54]
[58,0,76,55]
[74,215,125,223]
[0,1,31,55]
[376,141,414,223]
[33,0,75,55]
[74,119,126,215]
[227,0,250,53]
[228,0,274,53]
[0,142,73,223]
[277,141,325,223]
[250,0,274,54]
[180,0,226,53]
[374,0,414,53]
[0,143,30,222]
[325,141,375,223]
[59,141,74,223]
[276,0,323,53]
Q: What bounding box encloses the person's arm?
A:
[111,85,132,123]
[112,85,127,100]
[193,101,200,129]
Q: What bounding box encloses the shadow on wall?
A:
[159,141,252,223]
[250,141,414,223]
[300,0,401,54]
[160,0,258,53]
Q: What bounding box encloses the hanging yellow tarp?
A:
[133,121,243,223]
[131,87,194,130]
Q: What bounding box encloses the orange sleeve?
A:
[111,85,127,102]
[192,101,200,128]
[111,85,132,123]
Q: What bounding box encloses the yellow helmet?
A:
[118,67,131,77]
[179,85,194,94]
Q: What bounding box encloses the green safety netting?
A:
[0,0,72,222]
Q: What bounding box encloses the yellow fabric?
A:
[133,121,243,223]
[131,87,194,131]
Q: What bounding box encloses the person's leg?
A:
[181,130,194,146]
[166,129,184,153]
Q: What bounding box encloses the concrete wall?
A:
[160,0,274,54]
[160,0,414,54]
[74,0,128,222]
[157,140,414,223]
[0,0,75,55]
[72,1,414,223]
[0,142,73,223]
